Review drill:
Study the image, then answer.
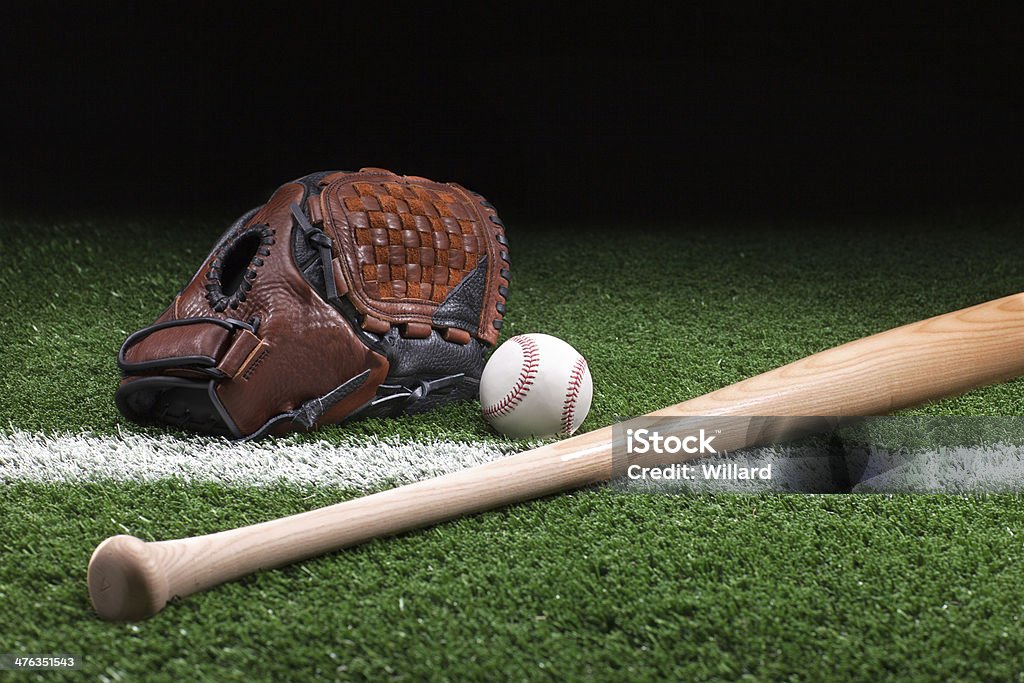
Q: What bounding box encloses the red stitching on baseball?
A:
[482,336,540,418]
[560,357,588,435]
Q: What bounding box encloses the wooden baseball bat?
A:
[88,292,1024,621]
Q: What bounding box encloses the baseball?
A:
[480,333,593,439]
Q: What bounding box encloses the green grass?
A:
[2,209,1024,680]
[3,485,1023,681]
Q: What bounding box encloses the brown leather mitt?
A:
[116,168,510,440]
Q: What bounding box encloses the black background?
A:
[1,4,1020,223]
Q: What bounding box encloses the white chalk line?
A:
[0,429,522,490]
[2,430,1024,493]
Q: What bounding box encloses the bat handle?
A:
[88,535,170,622]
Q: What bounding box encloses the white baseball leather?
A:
[480,333,593,438]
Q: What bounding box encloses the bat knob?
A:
[88,535,170,621]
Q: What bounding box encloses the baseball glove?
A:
[115,168,510,440]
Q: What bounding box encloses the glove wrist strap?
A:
[118,316,264,380]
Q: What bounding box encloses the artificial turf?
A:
[2,209,1023,680]
[3,484,1024,681]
